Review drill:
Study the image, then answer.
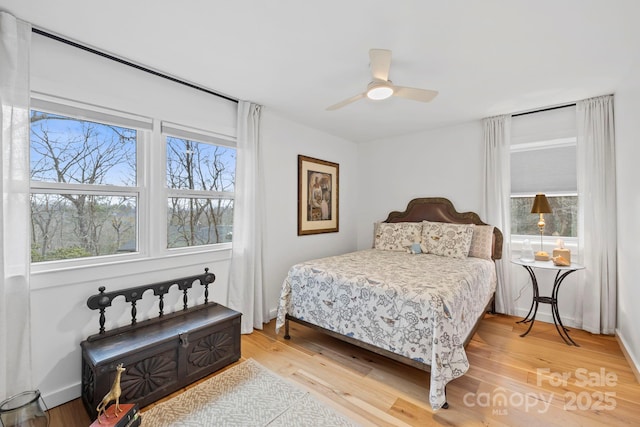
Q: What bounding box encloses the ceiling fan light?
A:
[366,85,394,100]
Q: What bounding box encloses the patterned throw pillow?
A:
[420,221,475,258]
[468,225,494,260]
[374,222,423,251]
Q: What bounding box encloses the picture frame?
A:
[298,155,339,235]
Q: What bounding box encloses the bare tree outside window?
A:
[29,109,236,263]
[166,137,235,248]
[30,110,138,262]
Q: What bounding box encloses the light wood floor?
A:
[49,314,640,426]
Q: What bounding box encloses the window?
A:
[511,194,577,237]
[30,108,140,262]
[510,107,578,240]
[510,138,578,238]
[164,124,236,249]
[29,98,236,265]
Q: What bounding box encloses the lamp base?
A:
[535,251,550,261]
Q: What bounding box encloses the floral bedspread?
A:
[275,249,496,410]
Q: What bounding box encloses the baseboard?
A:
[512,307,579,327]
[42,382,81,409]
[616,329,640,384]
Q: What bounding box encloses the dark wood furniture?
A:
[80,269,241,419]
[284,197,503,408]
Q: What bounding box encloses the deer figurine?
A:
[96,363,126,424]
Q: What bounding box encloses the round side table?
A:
[511,259,585,346]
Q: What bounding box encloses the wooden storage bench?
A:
[80,269,241,419]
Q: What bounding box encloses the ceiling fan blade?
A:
[369,49,392,81]
[392,86,439,103]
[326,93,365,111]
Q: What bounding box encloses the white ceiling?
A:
[2,0,640,142]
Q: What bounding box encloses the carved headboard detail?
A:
[384,197,503,260]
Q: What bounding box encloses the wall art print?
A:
[298,155,339,235]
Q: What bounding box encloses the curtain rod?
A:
[31,27,239,104]
[512,103,576,117]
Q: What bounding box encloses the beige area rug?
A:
[140,359,359,426]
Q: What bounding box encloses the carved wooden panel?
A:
[120,350,178,400]
[189,330,234,367]
[184,326,238,381]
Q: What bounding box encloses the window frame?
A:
[162,122,236,253]
[509,136,578,247]
[29,95,236,272]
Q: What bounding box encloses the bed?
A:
[275,197,503,410]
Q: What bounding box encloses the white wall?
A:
[355,120,582,327]
[614,63,640,375]
[260,110,359,318]
[30,34,236,137]
[355,121,485,249]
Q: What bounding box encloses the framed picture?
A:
[298,155,339,235]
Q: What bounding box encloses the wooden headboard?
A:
[384,197,503,260]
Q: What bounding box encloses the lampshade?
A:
[531,193,552,214]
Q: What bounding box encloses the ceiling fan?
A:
[326,48,438,111]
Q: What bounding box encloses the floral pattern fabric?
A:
[374,222,423,251]
[420,221,475,259]
[276,249,496,410]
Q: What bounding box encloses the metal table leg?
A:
[516,264,579,345]
[550,270,579,346]
[517,265,539,337]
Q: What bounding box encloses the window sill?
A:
[29,245,232,291]
[510,235,579,260]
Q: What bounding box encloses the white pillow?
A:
[374,222,423,251]
[468,225,494,260]
[420,221,475,259]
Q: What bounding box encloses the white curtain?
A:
[228,101,268,334]
[482,115,514,314]
[576,95,616,335]
[0,12,32,399]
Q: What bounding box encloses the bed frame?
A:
[283,197,503,408]
[384,197,502,260]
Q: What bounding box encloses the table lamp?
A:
[531,193,552,261]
